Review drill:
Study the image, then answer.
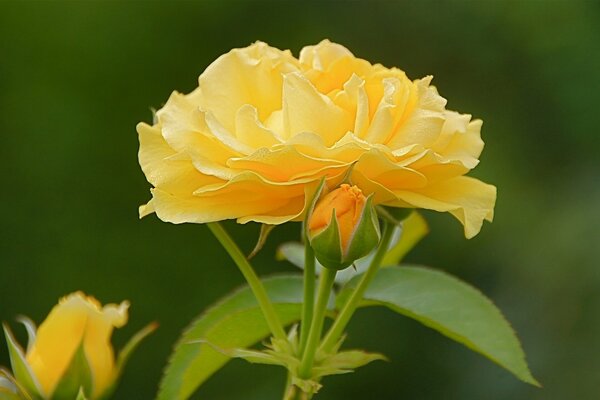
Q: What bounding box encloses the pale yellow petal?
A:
[227,146,347,182]
[299,39,354,71]
[235,104,282,148]
[355,149,428,190]
[282,72,353,145]
[137,122,221,194]
[197,42,300,132]
[393,176,496,238]
[433,112,484,169]
[387,76,447,150]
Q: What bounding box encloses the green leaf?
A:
[381,211,428,266]
[51,343,93,400]
[338,266,539,386]
[158,275,320,400]
[2,324,43,399]
[312,350,387,378]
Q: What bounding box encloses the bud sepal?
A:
[308,185,380,270]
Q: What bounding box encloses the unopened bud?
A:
[308,184,380,270]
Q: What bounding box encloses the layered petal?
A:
[392,176,496,238]
[138,40,496,238]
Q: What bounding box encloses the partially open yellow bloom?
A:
[138,40,496,238]
[25,292,128,398]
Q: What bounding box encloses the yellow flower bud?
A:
[308,184,380,270]
[309,184,366,252]
[25,292,128,399]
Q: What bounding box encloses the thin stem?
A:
[298,267,337,379]
[299,242,316,355]
[319,221,393,352]
[207,222,287,341]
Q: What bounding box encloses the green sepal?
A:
[247,224,276,260]
[14,317,36,354]
[310,209,346,270]
[0,368,33,400]
[75,388,87,400]
[50,342,93,400]
[302,178,327,240]
[97,322,157,400]
[2,324,43,399]
[344,195,380,263]
[311,195,380,271]
[0,370,19,399]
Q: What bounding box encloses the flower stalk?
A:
[299,241,316,355]
[206,222,287,341]
[320,221,393,353]
[298,267,336,379]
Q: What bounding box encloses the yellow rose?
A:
[25,292,128,399]
[138,40,496,238]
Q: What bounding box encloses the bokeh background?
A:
[2,1,599,399]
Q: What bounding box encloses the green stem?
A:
[319,221,393,352]
[207,222,287,341]
[299,242,316,355]
[298,267,336,379]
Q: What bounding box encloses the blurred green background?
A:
[1,1,599,399]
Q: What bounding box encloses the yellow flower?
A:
[138,40,496,238]
[25,292,128,398]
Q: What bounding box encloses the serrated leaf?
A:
[338,266,539,386]
[2,324,43,399]
[51,342,93,400]
[158,275,332,400]
[381,211,428,266]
